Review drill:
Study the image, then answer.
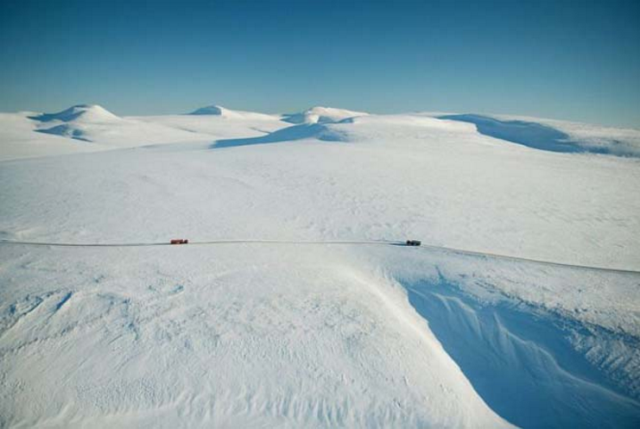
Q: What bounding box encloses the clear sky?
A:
[1,0,639,127]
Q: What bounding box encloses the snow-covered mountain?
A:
[1,104,639,428]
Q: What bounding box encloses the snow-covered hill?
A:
[0,105,290,161]
[0,111,106,160]
[188,104,280,121]
[131,105,287,142]
[1,105,639,428]
[29,104,213,147]
[282,106,369,124]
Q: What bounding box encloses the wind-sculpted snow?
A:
[214,123,350,148]
[1,105,640,427]
[0,246,515,428]
[214,114,474,148]
[440,114,640,157]
[36,123,91,141]
[405,278,640,428]
[282,106,369,124]
[188,105,279,121]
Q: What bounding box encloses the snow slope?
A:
[282,106,369,124]
[437,113,640,157]
[29,104,213,147]
[1,107,639,428]
[0,112,110,161]
[188,104,280,121]
[131,106,287,141]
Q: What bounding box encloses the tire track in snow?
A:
[2,238,639,274]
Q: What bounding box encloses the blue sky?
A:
[1,0,639,127]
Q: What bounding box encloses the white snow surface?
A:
[0,105,289,161]
[434,113,640,157]
[282,106,369,124]
[1,105,639,428]
[490,113,640,156]
[188,104,279,121]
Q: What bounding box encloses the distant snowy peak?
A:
[30,104,119,123]
[189,105,278,121]
[283,106,369,124]
[189,105,227,116]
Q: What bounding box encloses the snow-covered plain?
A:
[1,105,639,428]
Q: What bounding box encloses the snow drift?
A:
[406,278,640,428]
[439,114,640,157]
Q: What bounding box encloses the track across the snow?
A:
[2,238,639,275]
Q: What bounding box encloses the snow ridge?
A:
[188,105,277,121]
[439,114,640,157]
[282,106,368,124]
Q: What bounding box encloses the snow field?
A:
[1,104,639,427]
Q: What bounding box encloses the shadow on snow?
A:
[439,114,611,155]
[403,277,640,428]
[212,123,347,149]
